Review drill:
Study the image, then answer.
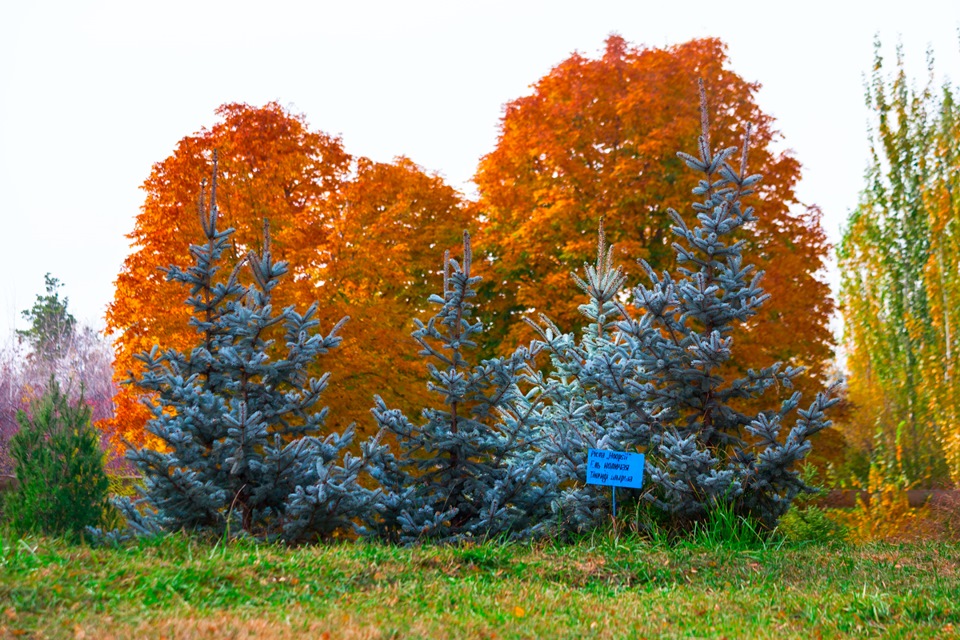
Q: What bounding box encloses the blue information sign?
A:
[586,449,645,489]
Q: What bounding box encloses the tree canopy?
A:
[105,37,836,454]
[104,104,470,447]
[18,274,77,363]
[475,36,834,404]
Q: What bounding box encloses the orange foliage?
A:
[475,36,835,402]
[316,156,474,433]
[104,39,836,452]
[102,104,471,448]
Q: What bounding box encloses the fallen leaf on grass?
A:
[513,606,525,618]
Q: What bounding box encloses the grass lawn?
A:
[1,533,958,639]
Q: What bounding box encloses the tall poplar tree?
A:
[839,43,959,483]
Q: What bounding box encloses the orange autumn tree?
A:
[475,36,835,406]
[104,103,472,448]
[104,103,348,450]
[316,156,475,433]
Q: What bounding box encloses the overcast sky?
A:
[1,1,958,339]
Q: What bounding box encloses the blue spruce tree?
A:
[117,155,380,543]
[368,232,556,543]
[540,83,837,531]
[614,82,837,528]
[524,221,636,532]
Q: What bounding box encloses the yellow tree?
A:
[920,83,960,481]
[839,44,960,483]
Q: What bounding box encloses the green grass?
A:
[0,532,958,638]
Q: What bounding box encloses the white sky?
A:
[1,1,958,339]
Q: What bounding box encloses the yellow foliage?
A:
[835,453,929,544]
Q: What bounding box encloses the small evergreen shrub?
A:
[778,504,846,545]
[776,464,846,545]
[3,379,109,539]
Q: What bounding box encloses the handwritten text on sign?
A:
[586,449,645,489]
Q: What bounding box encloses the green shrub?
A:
[2,379,109,540]
[776,463,847,545]
[778,505,846,545]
